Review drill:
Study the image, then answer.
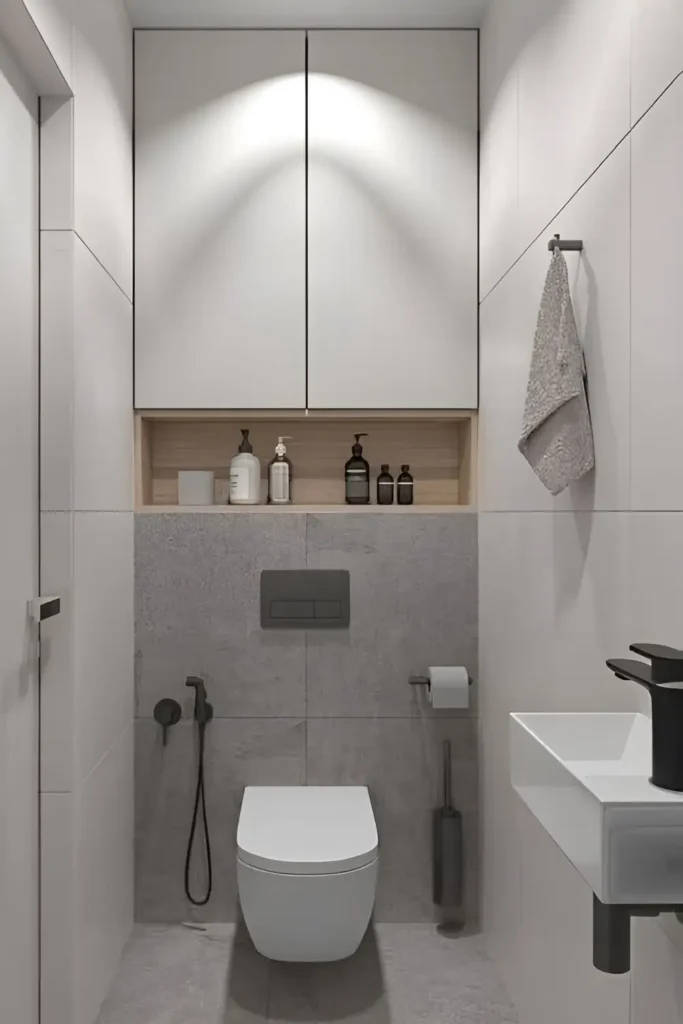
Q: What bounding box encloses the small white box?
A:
[178,470,215,506]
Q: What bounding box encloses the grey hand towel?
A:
[518,247,594,496]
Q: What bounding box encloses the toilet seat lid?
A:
[237,786,378,875]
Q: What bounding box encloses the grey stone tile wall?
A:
[135,513,478,924]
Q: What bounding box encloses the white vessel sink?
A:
[510,712,683,904]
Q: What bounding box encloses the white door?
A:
[135,30,307,409]
[308,30,478,409]
[0,36,40,1024]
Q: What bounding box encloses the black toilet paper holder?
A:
[409,674,473,693]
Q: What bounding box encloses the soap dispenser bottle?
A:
[345,433,370,505]
[376,465,394,505]
[268,437,293,505]
[397,465,414,505]
[229,429,260,505]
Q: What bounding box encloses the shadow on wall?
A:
[228,922,391,1023]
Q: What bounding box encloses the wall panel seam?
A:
[480,68,683,306]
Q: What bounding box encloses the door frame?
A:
[0,9,72,1024]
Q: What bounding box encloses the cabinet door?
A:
[308,31,478,409]
[135,31,306,408]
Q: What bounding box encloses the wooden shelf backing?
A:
[135,411,477,510]
[137,504,474,514]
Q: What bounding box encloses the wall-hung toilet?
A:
[237,786,379,962]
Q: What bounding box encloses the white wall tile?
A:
[74,513,133,785]
[631,76,683,511]
[629,514,683,646]
[479,512,635,716]
[479,509,638,1016]
[632,0,683,124]
[660,913,683,956]
[41,792,75,1024]
[40,511,74,792]
[22,0,74,87]
[517,0,631,249]
[40,97,74,229]
[74,724,134,1024]
[40,231,73,512]
[480,3,683,1021]
[480,709,521,988]
[632,919,683,1024]
[479,0,546,295]
[41,233,133,513]
[480,141,631,513]
[515,803,630,1024]
[628,512,683,715]
[72,0,132,297]
[73,238,133,512]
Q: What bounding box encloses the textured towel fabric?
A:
[518,247,595,496]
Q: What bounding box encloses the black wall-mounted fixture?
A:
[606,643,683,792]
[184,676,213,907]
[260,570,350,629]
[153,698,182,745]
[30,595,61,622]
[186,675,213,725]
[593,897,683,974]
[592,643,683,974]
[547,232,583,252]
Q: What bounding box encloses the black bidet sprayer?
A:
[184,676,214,906]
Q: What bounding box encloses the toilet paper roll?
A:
[428,666,470,709]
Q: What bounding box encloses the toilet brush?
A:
[433,739,463,907]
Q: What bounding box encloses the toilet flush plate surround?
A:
[510,712,683,904]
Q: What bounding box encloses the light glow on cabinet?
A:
[307,31,478,409]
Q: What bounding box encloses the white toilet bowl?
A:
[237,786,378,962]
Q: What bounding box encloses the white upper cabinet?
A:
[135,31,306,408]
[307,31,478,409]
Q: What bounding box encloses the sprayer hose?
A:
[184,723,212,906]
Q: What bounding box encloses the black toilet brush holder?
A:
[606,643,683,793]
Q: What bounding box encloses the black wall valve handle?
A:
[153,698,182,746]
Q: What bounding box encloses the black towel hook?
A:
[548,233,584,252]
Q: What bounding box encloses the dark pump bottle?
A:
[345,433,370,504]
[397,464,414,505]
[376,465,394,505]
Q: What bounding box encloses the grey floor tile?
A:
[375,925,519,1023]
[135,719,305,922]
[95,924,518,1024]
[305,514,478,718]
[96,923,269,1024]
[268,929,391,1024]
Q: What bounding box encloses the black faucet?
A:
[186,676,213,727]
[606,643,683,792]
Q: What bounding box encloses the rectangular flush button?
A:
[261,570,350,629]
[315,601,341,619]
[271,601,315,619]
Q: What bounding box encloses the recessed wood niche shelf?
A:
[135,410,477,512]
